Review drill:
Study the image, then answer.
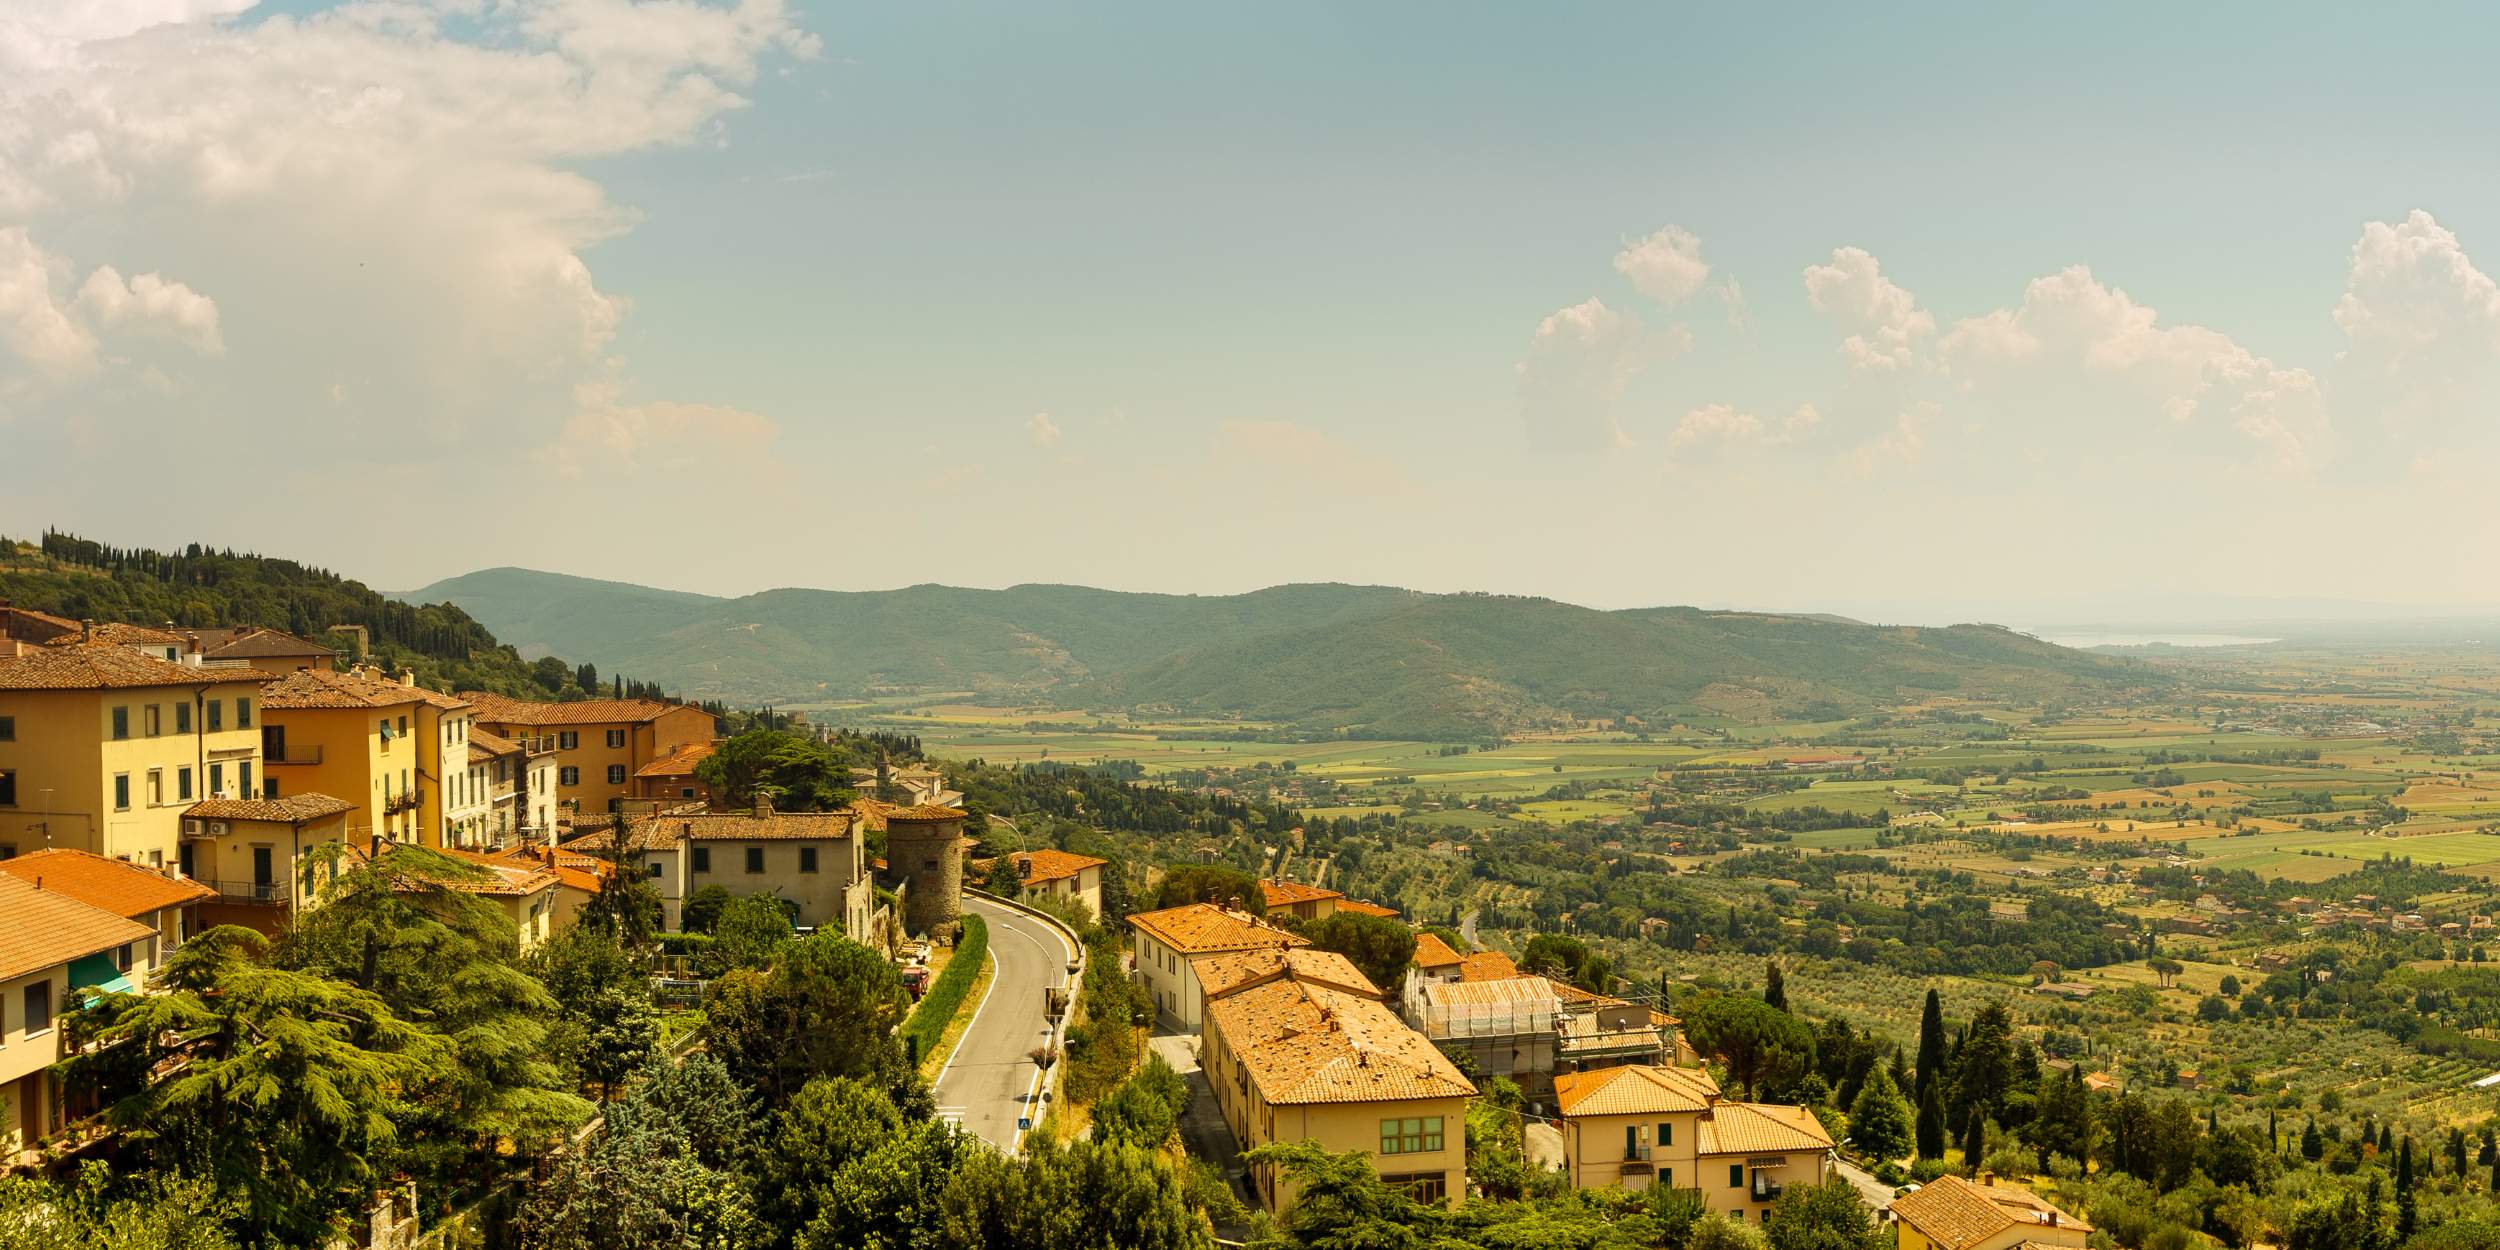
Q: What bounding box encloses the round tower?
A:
[887,806,967,936]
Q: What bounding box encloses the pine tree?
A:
[1849,1064,1915,1162]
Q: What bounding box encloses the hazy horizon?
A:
[11,3,2500,615]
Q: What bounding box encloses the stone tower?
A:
[887,806,967,936]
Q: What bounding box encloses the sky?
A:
[6,2,2500,627]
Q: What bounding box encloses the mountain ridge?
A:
[401,567,2156,737]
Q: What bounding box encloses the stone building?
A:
[882,804,968,936]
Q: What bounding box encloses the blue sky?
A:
[5,1,2500,623]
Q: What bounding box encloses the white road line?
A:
[931,922,1003,1094]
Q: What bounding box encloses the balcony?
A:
[385,787,424,815]
[517,735,560,756]
[264,744,324,765]
[205,879,289,906]
[1751,1179,1784,1203]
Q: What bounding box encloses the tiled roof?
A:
[616,807,861,849]
[380,846,559,898]
[59,621,188,647]
[1552,1064,1720,1117]
[0,605,81,643]
[1458,951,1520,981]
[885,803,968,823]
[260,666,435,710]
[1261,879,1343,907]
[0,640,272,691]
[1339,899,1400,918]
[1128,902,1309,955]
[1694,1101,1834,1156]
[0,873,158,982]
[0,849,213,918]
[635,740,715,777]
[1423,975,1561,1012]
[185,794,358,823]
[1194,948,1380,1000]
[458,690,706,726]
[1886,1176,2089,1250]
[1205,975,1475,1106]
[1411,931,1464,968]
[468,727,522,757]
[1013,848,1106,885]
[200,628,336,659]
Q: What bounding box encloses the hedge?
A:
[903,914,990,1064]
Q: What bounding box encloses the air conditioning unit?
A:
[183,819,203,837]
[209,821,228,837]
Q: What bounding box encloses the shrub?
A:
[900,915,989,1064]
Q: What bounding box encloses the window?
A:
[177,767,193,800]
[175,702,191,733]
[25,980,52,1034]
[114,773,131,811]
[560,766,579,786]
[397,716,408,737]
[1658,1122,1673,1146]
[646,862,662,879]
[692,847,711,873]
[144,704,161,736]
[208,763,224,797]
[606,765,626,784]
[558,731,579,750]
[1728,1165,1744,1189]
[0,715,12,740]
[1379,1116,1443,1156]
[206,700,223,732]
[114,944,133,973]
[0,770,13,806]
[745,847,764,874]
[265,776,279,799]
[1662,1168,1673,1188]
[800,846,819,874]
[606,729,625,748]
[1381,1173,1447,1205]
[239,762,253,796]
[237,698,252,728]
[1624,1125,1640,1159]
[111,706,129,739]
[146,770,163,807]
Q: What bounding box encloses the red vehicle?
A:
[900,966,930,999]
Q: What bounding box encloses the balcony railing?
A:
[517,735,560,756]
[205,879,289,906]
[1751,1180,1784,1203]
[264,744,324,765]
[384,787,423,815]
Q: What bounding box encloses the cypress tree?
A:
[1916,1076,1947,1160]
[1916,988,1947,1105]
[2399,1138,2418,1240]
[1962,1111,1986,1173]
[1765,961,1787,1012]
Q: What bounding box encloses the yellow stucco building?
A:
[178,793,358,926]
[0,640,272,872]
[1551,1063,1835,1224]
[459,692,717,818]
[1196,948,1475,1211]
[1129,902,1307,1031]
[0,871,161,1163]
[1888,1173,2091,1250]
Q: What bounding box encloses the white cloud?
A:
[2334,209,2500,363]
[0,227,96,373]
[1663,402,1820,465]
[1940,265,2325,471]
[1803,246,1933,371]
[1517,297,1683,449]
[74,265,221,354]
[1027,412,1062,446]
[550,373,777,478]
[1612,225,1711,306]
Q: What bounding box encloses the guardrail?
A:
[265,744,324,765]
[205,879,287,905]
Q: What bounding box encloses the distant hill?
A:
[402,569,2156,737]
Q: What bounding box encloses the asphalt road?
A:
[933,895,1077,1152]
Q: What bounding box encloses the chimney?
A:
[753,793,772,818]
[1976,1170,1995,1187]
[398,669,416,688]
[81,618,94,642]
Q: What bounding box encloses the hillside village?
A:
[0,602,2068,1250]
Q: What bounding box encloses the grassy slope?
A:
[410,569,2155,737]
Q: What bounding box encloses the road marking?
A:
[932,903,1008,1096]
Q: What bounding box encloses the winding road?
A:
[933,894,1078,1152]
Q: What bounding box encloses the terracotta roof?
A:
[1261,879,1343,908]
[200,628,337,660]
[379,846,559,898]
[1424,975,1561,1012]
[0,641,271,691]
[1204,975,1475,1106]
[1128,903,1309,955]
[1194,947,1380,1000]
[0,873,158,982]
[1339,899,1400,918]
[635,740,715,778]
[259,666,435,710]
[459,690,708,727]
[1013,848,1106,886]
[0,605,81,643]
[1458,951,1520,981]
[1887,1175,2090,1249]
[184,794,357,823]
[885,803,968,823]
[596,807,862,853]
[1694,1101,1835,1156]
[0,849,213,918]
[1552,1063,1721,1117]
[468,727,522,757]
[1411,932,1464,968]
[58,621,188,647]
